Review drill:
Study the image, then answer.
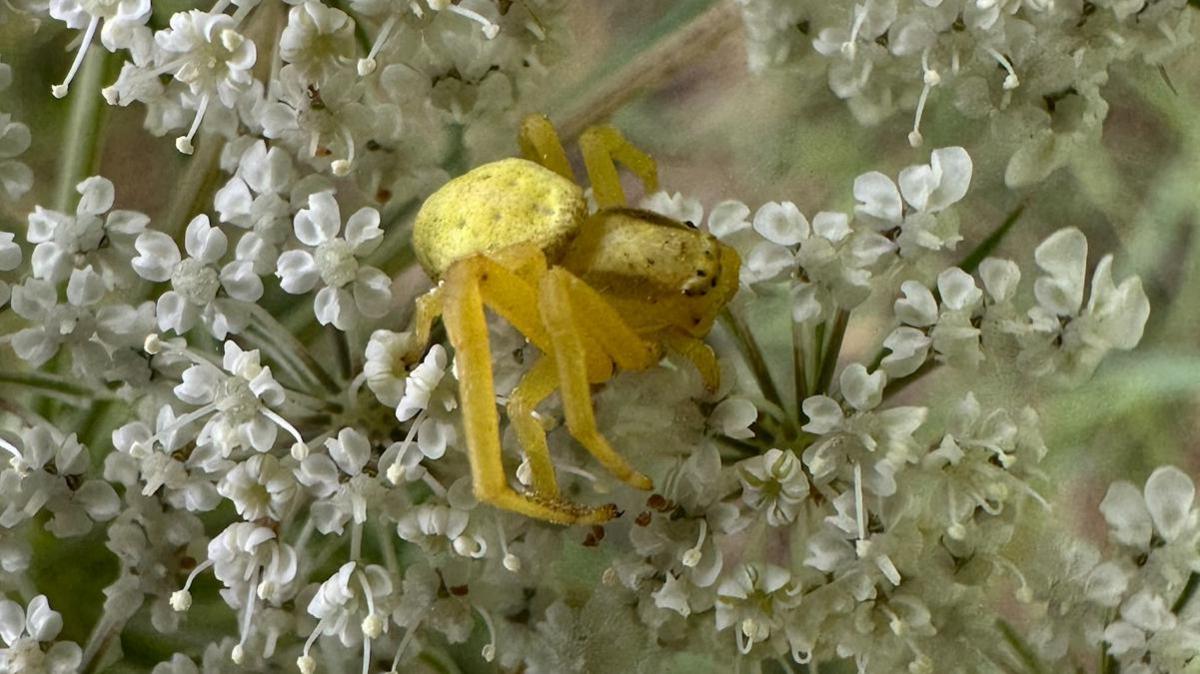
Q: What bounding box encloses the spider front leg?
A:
[442,259,618,525]
[539,268,654,491]
[664,330,721,393]
[580,124,660,209]
[400,286,445,366]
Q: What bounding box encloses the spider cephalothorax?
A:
[403,114,740,524]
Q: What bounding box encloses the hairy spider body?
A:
[404,115,740,524]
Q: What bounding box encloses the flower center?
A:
[172,258,221,305]
[216,376,259,424]
[65,214,105,253]
[315,239,358,287]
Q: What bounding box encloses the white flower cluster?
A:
[45,0,568,185]
[600,148,1168,672]
[736,0,1195,185]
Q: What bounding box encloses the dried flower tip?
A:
[357,58,377,77]
[297,655,316,674]
[502,552,521,572]
[176,137,196,155]
[481,644,495,662]
[331,159,352,176]
[231,644,245,664]
[290,442,309,461]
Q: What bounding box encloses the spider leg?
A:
[507,356,561,497]
[554,268,661,372]
[401,285,445,365]
[443,260,617,525]
[579,124,660,209]
[664,330,721,393]
[403,253,553,363]
[459,255,552,351]
[467,248,612,382]
[539,268,654,491]
[518,114,574,182]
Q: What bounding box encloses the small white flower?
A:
[134,215,260,339]
[305,561,393,646]
[640,191,703,226]
[396,345,449,422]
[715,563,798,654]
[152,10,259,153]
[739,449,809,526]
[280,1,356,82]
[276,192,391,330]
[27,176,148,286]
[324,427,371,477]
[0,595,81,674]
[218,454,297,522]
[172,341,298,457]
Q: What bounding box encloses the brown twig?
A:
[557,1,742,140]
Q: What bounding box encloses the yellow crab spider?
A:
[403,114,741,525]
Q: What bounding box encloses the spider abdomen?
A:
[413,157,586,280]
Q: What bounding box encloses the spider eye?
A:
[684,220,697,229]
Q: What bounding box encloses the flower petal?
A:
[1143,466,1195,543]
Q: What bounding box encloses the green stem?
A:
[334,326,354,382]
[161,132,225,240]
[956,203,1026,275]
[1171,571,1199,614]
[54,49,110,212]
[814,309,849,397]
[996,618,1048,674]
[0,371,112,400]
[719,308,786,414]
[365,197,421,276]
[248,304,342,394]
[791,319,808,413]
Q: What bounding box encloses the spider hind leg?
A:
[580,124,660,209]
